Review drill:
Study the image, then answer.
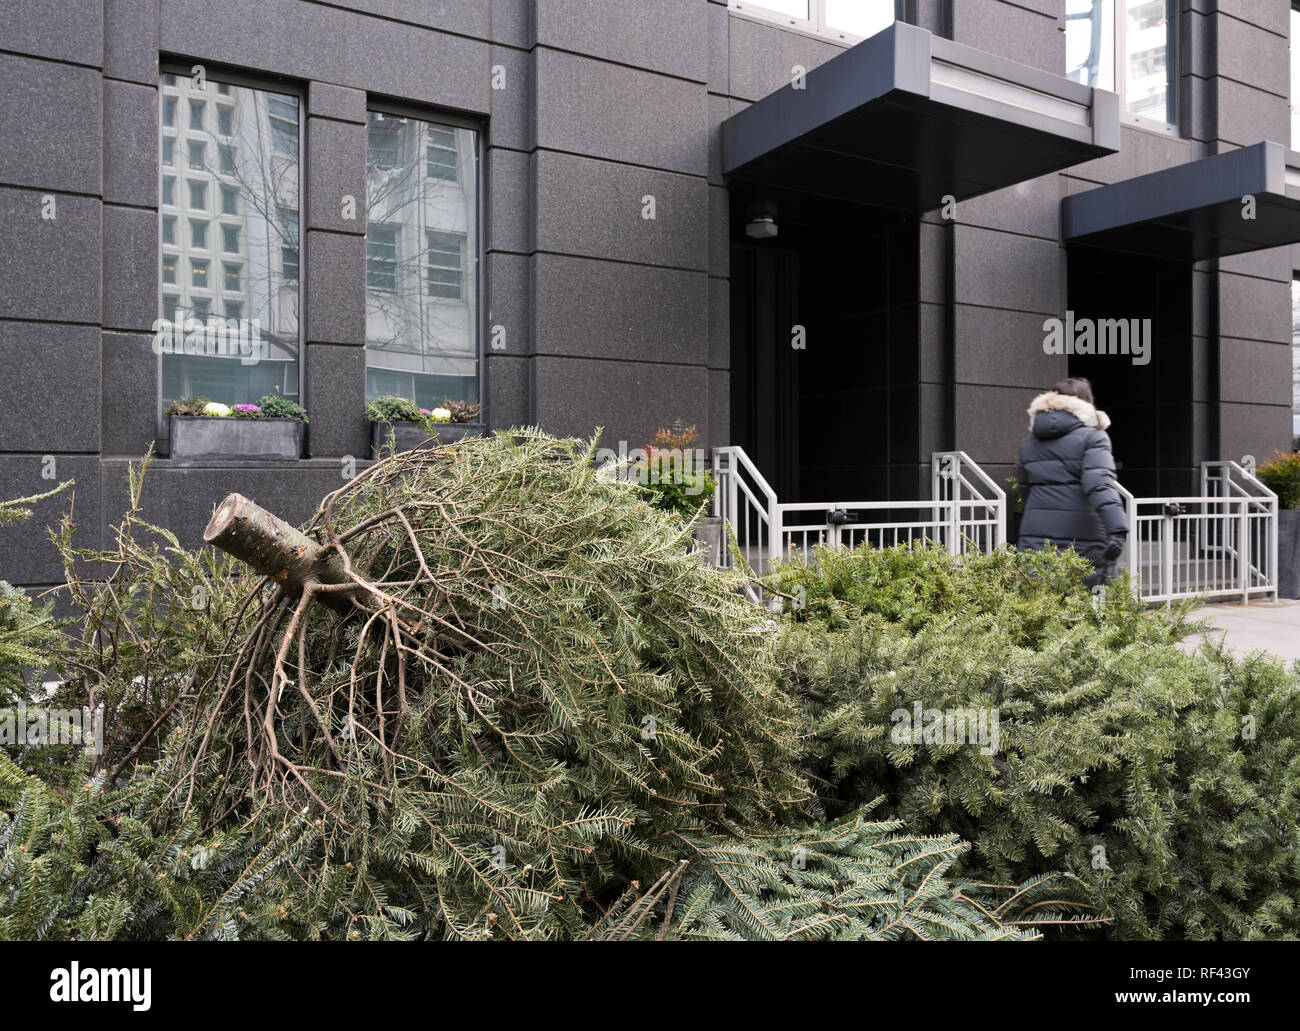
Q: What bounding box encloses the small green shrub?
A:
[365,395,424,425]
[256,393,308,424]
[1257,450,1300,510]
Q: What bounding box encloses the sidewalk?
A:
[1178,599,1300,664]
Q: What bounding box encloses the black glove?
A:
[1103,535,1126,563]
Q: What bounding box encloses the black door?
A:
[1067,247,1194,496]
[730,243,801,500]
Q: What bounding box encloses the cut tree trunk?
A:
[204,493,353,611]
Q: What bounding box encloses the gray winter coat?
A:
[1015,391,1128,573]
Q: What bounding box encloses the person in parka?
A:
[1015,377,1129,587]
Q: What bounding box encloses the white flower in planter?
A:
[203,402,233,417]
[430,407,452,423]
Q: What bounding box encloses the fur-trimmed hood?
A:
[1027,390,1111,433]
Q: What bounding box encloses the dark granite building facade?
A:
[1,0,1298,591]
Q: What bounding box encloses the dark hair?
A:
[1052,377,1094,405]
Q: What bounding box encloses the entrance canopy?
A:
[720,21,1119,212]
[1062,141,1300,260]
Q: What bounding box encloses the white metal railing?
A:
[711,446,779,572]
[1116,460,1278,604]
[931,451,1008,557]
[712,446,1276,606]
[710,446,1006,575]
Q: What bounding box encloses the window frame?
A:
[365,98,486,419]
[157,61,305,440]
[727,0,903,46]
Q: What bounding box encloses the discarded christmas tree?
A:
[2,432,1085,940]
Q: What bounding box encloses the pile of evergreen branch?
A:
[2,433,1074,940]
[767,544,1300,940]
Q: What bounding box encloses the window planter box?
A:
[370,421,484,458]
[1279,509,1300,599]
[169,415,304,461]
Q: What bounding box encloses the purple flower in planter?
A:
[232,403,262,419]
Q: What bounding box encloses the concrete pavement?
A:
[1179,599,1300,664]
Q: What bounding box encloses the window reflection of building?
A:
[1292,280,1300,442]
[364,111,479,409]
[1124,0,1170,122]
[158,73,300,411]
[1065,0,1173,125]
[1292,5,1300,151]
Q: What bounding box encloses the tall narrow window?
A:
[1123,0,1174,123]
[365,111,480,410]
[158,73,301,415]
[1292,279,1300,446]
[1066,0,1176,127]
[1292,3,1300,147]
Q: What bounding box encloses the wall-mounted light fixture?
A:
[748,201,774,240]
